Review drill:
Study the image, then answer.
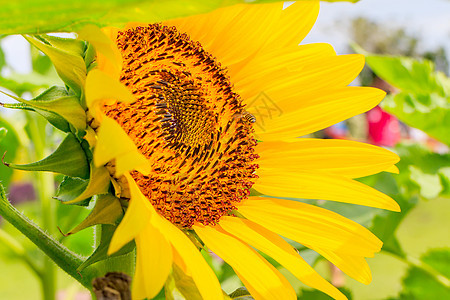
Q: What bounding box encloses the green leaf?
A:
[0,118,20,187]
[421,248,450,279]
[409,165,442,199]
[24,35,86,96]
[0,0,359,35]
[0,86,86,132]
[67,194,123,235]
[395,143,450,200]
[363,54,450,145]
[4,133,89,179]
[365,55,447,95]
[399,249,450,299]
[381,92,450,145]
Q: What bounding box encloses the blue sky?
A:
[304,0,450,56]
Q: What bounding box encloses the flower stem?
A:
[38,173,58,300]
[27,113,57,300]
[0,184,90,288]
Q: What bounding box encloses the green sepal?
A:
[229,287,253,300]
[84,42,97,71]
[55,176,91,206]
[24,34,86,96]
[61,164,111,205]
[165,264,202,300]
[68,194,123,235]
[166,264,231,300]
[0,86,86,132]
[77,224,135,273]
[4,133,89,179]
[2,101,72,132]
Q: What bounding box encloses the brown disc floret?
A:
[102,24,259,228]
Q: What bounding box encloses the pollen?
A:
[102,24,259,228]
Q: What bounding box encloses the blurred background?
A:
[0,0,449,299]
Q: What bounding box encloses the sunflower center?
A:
[103,24,259,228]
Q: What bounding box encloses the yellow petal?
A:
[78,25,122,78]
[115,151,151,176]
[133,222,173,299]
[228,1,321,85]
[264,1,319,50]
[235,270,266,300]
[258,139,400,178]
[194,224,296,300]
[253,87,385,140]
[85,69,134,110]
[152,214,222,300]
[93,115,150,176]
[385,164,400,174]
[108,173,152,254]
[219,217,347,300]
[167,3,283,67]
[172,248,188,275]
[238,197,382,257]
[313,247,372,285]
[236,257,294,300]
[233,43,336,100]
[271,54,365,94]
[254,169,400,211]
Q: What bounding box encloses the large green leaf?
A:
[366,55,449,95]
[397,248,450,299]
[382,92,450,145]
[0,0,358,35]
[364,54,450,145]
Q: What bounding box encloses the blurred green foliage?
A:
[0,118,20,187]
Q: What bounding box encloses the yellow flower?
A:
[82,2,400,299]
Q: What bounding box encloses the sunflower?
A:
[81,1,400,299]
